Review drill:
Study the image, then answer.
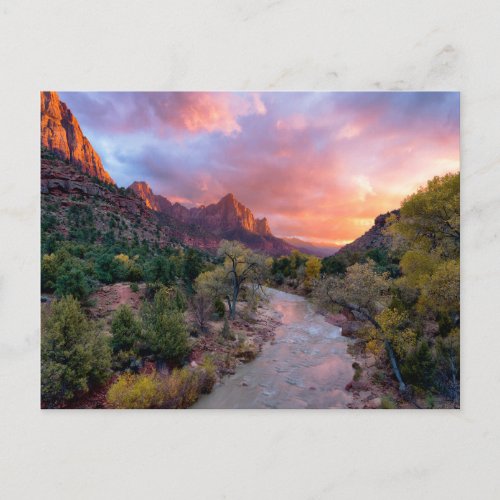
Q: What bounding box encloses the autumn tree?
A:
[304,256,322,288]
[388,172,459,257]
[389,172,460,326]
[314,261,407,392]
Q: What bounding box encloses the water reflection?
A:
[194,289,354,409]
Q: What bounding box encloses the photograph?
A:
[40,91,460,409]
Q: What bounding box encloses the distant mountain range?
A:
[281,237,340,257]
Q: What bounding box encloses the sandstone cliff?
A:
[41,91,114,184]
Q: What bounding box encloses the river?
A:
[194,288,354,409]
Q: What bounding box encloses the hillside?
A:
[337,210,399,255]
[41,151,219,251]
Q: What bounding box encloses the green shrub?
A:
[380,396,398,409]
[142,287,190,363]
[352,362,362,382]
[41,296,111,406]
[107,372,163,409]
[111,305,142,353]
[401,341,436,389]
[221,317,233,340]
[130,282,139,293]
[214,298,225,319]
[54,262,92,301]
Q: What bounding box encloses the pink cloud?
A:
[152,92,266,135]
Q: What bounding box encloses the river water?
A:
[194,288,354,409]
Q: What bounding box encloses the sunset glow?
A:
[60,91,460,244]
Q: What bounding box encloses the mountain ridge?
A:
[41,93,293,256]
[129,181,273,237]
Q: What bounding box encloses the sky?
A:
[60,91,460,246]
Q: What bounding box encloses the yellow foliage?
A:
[304,256,321,287]
[114,253,131,267]
[366,339,384,357]
[163,367,201,408]
[107,372,164,409]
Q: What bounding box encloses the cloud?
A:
[58,91,459,244]
[352,175,375,201]
[60,91,266,137]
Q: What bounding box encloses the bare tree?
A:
[191,291,213,335]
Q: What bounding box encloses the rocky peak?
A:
[126,182,275,239]
[129,181,157,209]
[41,92,114,184]
[255,217,271,236]
[128,180,172,212]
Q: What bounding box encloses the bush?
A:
[352,362,362,381]
[221,317,233,340]
[142,286,190,363]
[162,367,201,408]
[380,396,398,409]
[130,282,139,293]
[107,372,163,409]
[54,262,92,301]
[401,341,436,389]
[111,305,142,353]
[198,356,217,394]
[41,296,111,406]
[214,298,225,319]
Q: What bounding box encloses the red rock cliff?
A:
[41,91,114,184]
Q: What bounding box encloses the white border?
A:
[1,1,499,498]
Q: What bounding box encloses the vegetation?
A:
[311,172,460,404]
[41,296,111,406]
[142,287,190,364]
[106,356,217,409]
[195,240,269,319]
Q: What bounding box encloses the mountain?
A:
[129,182,292,255]
[41,91,114,184]
[41,92,292,256]
[282,237,340,257]
[41,153,220,251]
[337,210,399,255]
[128,181,173,212]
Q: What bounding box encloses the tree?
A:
[54,262,92,301]
[191,289,213,335]
[314,261,407,392]
[388,172,459,258]
[111,305,142,353]
[41,296,111,405]
[390,172,460,327]
[184,248,204,284]
[142,286,190,363]
[304,256,321,288]
[217,240,267,319]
